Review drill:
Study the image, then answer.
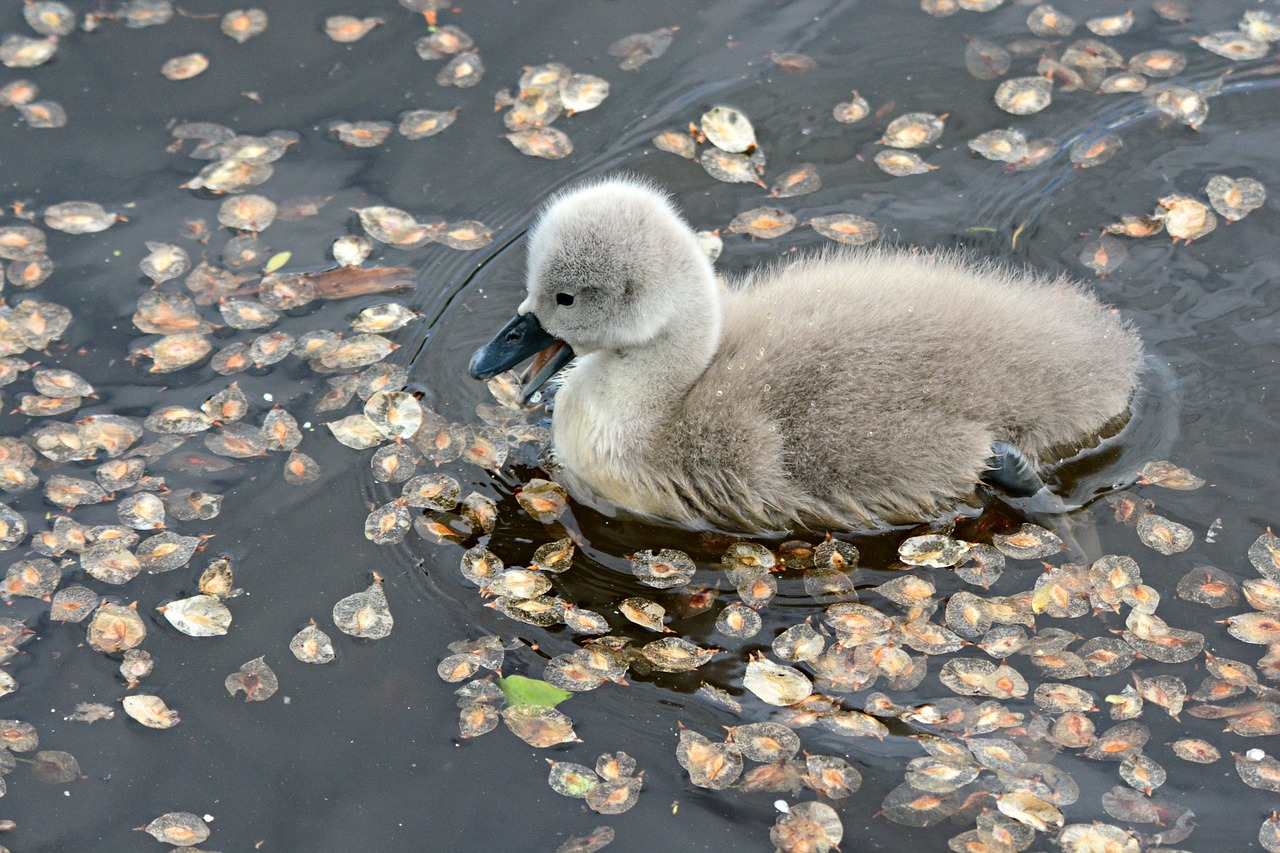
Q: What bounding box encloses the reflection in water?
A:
[0,0,1278,851]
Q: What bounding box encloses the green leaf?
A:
[263,251,292,273]
[498,674,572,709]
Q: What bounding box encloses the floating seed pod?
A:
[25,2,76,36]
[1153,87,1209,130]
[368,445,417,484]
[1070,134,1123,168]
[998,789,1063,831]
[832,91,871,123]
[771,801,842,853]
[803,754,861,799]
[874,150,937,176]
[1263,813,1280,853]
[1205,175,1265,222]
[430,220,493,250]
[609,26,677,70]
[290,621,335,664]
[1227,612,1280,645]
[0,225,45,261]
[396,107,458,140]
[769,164,821,198]
[528,538,573,574]
[560,74,609,114]
[221,132,292,161]
[46,475,109,509]
[737,571,776,608]
[900,534,969,567]
[1027,4,1075,36]
[158,594,232,637]
[0,78,38,107]
[161,53,208,81]
[1083,720,1149,761]
[333,576,393,639]
[1135,513,1193,553]
[0,505,27,551]
[716,602,762,638]
[807,213,879,245]
[225,656,278,701]
[676,726,742,788]
[364,390,422,441]
[222,8,267,42]
[416,25,473,60]
[881,782,962,827]
[773,621,825,664]
[502,705,578,747]
[881,112,946,149]
[994,76,1052,115]
[3,558,58,599]
[1137,459,1205,489]
[969,128,1028,163]
[0,35,57,68]
[493,593,566,624]
[547,760,598,798]
[1103,215,1163,240]
[1129,49,1186,79]
[701,106,756,153]
[506,127,573,159]
[116,493,166,530]
[325,15,382,42]
[1079,235,1128,278]
[365,501,411,544]
[994,524,1063,559]
[184,159,273,193]
[18,393,79,416]
[744,654,812,706]
[728,207,796,239]
[318,334,397,370]
[652,128,696,158]
[142,812,209,846]
[1168,738,1219,764]
[87,602,146,652]
[218,194,276,232]
[122,0,173,28]
[45,201,120,234]
[965,38,1010,80]
[137,532,200,573]
[767,51,817,74]
[905,755,980,793]
[1195,31,1269,60]
[18,100,65,127]
[438,51,484,87]
[282,450,320,485]
[1087,10,1134,36]
[1235,751,1280,792]
[401,473,461,512]
[699,148,762,185]
[619,597,672,632]
[332,235,373,267]
[330,120,392,148]
[629,549,695,589]
[1099,72,1147,94]
[542,653,605,693]
[1175,565,1239,607]
[261,407,301,451]
[7,254,52,288]
[517,479,569,522]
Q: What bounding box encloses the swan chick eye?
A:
[556,292,575,306]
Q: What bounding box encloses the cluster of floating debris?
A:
[404,372,1280,851]
[1,0,1278,851]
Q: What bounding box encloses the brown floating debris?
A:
[225,656,279,701]
[609,26,677,70]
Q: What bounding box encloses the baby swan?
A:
[470,177,1144,532]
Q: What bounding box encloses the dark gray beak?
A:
[469,312,575,404]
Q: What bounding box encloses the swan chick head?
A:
[522,176,717,355]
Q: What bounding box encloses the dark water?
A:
[1,0,1277,850]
